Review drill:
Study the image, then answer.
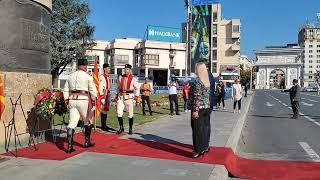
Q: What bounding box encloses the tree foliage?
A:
[50,0,96,85]
[240,66,256,86]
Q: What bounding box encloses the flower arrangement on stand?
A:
[52,89,68,116]
[34,88,67,119]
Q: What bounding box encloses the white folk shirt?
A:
[63,70,97,100]
[232,83,242,101]
[118,74,140,99]
[99,74,110,95]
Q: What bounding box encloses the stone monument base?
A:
[0,72,51,152]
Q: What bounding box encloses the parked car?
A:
[302,86,318,92]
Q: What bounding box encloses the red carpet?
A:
[3,132,320,179]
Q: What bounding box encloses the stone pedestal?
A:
[0,0,52,151]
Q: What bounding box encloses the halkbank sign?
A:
[146,26,181,43]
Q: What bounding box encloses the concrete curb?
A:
[208,93,254,180]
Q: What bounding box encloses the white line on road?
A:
[308,99,318,103]
[267,92,320,128]
[302,102,314,107]
[299,142,320,162]
[266,102,274,107]
[301,93,319,98]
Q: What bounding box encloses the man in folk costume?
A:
[99,63,114,132]
[116,64,140,135]
[63,59,97,153]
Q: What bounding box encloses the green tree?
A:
[240,66,256,87]
[50,0,96,87]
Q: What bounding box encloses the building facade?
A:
[105,38,186,86]
[212,4,241,80]
[240,55,253,70]
[57,40,110,89]
[298,17,320,87]
[254,45,303,89]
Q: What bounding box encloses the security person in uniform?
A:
[63,58,97,153]
[283,79,301,119]
[99,63,115,132]
[116,64,140,135]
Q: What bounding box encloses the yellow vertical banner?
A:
[0,72,5,121]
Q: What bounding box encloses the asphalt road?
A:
[237,90,320,162]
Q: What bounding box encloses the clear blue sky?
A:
[88,0,320,59]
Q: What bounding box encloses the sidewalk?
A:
[0,95,253,180]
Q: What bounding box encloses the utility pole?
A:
[250,60,254,93]
[184,0,190,81]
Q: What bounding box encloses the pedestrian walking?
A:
[217,81,225,110]
[63,58,97,153]
[168,75,180,116]
[183,82,190,112]
[283,79,301,119]
[233,79,242,113]
[141,78,152,116]
[116,64,140,135]
[189,62,211,158]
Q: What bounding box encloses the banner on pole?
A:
[190,5,212,72]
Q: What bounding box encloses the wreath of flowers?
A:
[34,88,67,119]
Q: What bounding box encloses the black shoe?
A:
[143,112,146,116]
[100,114,107,131]
[116,127,124,134]
[192,153,201,158]
[128,118,134,135]
[84,125,95,148]
[176,113,181,115]
[205,147,210,153]
[66,128,75,154]
[116,117,124,134]
[105,126,116,132]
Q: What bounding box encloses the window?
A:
[309,60,313,63]
[317,65,320,68]
[232,25,240,33]
[309,50,313,53]
[309,65,313,68]
[212,25,217,35]
[309,76,313,79]
[309,55,313,58]
[317,60,320,63]
[309,71,313,74]
[212,12,218,22]
[317,55,320,58]
[310,45,313,48]
[317,45,320,48]
[212,37,217,47]
[317,50,320,53]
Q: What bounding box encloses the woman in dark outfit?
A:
[189,62,211,158]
